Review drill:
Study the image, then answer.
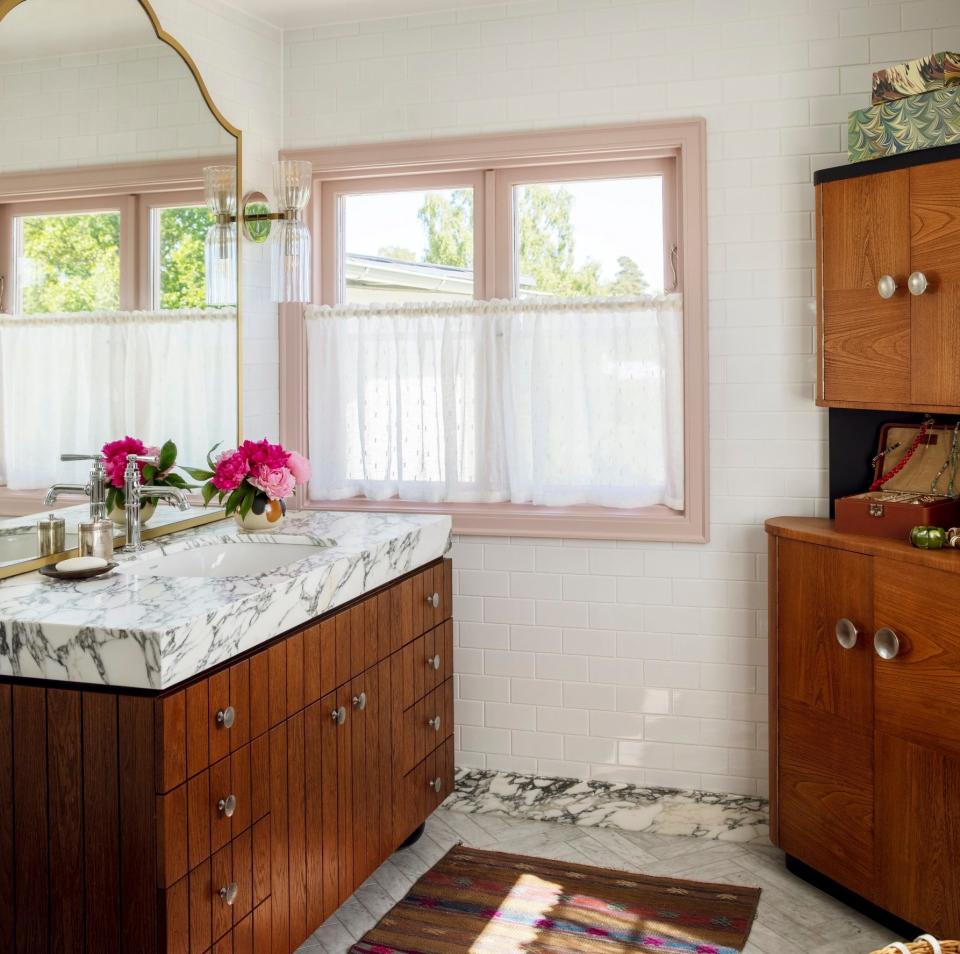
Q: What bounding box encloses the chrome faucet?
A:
[44,453,109,521]
[122,453,189,553]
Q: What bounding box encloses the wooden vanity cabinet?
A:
[768,520,960,936]
[817,154,960,411]
[0,556,454,954]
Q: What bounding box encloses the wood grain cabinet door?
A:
[819,169,911,405]
[873,558,960,936]
[775,539,876,896]
[909,158,960,407]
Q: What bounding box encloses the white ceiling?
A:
[0,0,156,62]
[224,0,491,30]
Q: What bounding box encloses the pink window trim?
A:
[283,119,708,542]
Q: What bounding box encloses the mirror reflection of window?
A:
[155,205,216,310]
[17,211,121,314]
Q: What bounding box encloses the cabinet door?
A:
[819,170,911,405]
[873,558,960,935]
[910,159,960,407]
[775,539,875,896]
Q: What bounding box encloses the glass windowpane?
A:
[157,205,216,309]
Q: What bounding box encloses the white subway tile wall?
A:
[152,0,283,440]
[0,44,236,174]
[280,0,960,798]
[281,0,960,798]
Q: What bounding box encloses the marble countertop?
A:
[0,507,451,691]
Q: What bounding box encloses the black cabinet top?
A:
[814,142,960,185]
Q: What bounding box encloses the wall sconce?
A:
[241,160,313,304]
[203,165,238,307]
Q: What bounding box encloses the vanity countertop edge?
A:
[0,508,452,692]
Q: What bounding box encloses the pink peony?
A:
[102,436,158,488]
[212,449,249,493]
[239,439,290,470]
[247,464,296,500]
[286,451,311,485]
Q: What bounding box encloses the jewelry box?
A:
[835,421,960,539]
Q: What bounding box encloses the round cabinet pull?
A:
[877,275,898,299]
[219,882,239,906]
[216,706,235,730]
[874,627,901,660]
[430,777,442,793]
[218,794,237,818]
[835,618,859,650]
[427,716,441,733]
[426,592,440,609]
[908,271,929,296]
[331,705,347,726]
[352,692,367,711]
[427,654,441,671]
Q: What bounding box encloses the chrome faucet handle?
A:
[127,454,160,465]
[60,453,105,462]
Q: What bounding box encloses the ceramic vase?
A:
[108,499,157,527]
[233,494,286,532]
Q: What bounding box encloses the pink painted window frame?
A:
[281,119,708,542]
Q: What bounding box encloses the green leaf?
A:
[239,484,257,519]
[224,486,244,516]
[206,442,222,471]
[158,439,177,473]
[142,464,157,483]
[182,466,215,481]
[164,473,198,491]
[106,487,118,513]
[201,482,218,507]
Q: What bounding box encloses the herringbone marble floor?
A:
[294,807,895,954]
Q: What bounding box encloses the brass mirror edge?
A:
[0,511,231,581]
[0,0,246,579]
[0,0,243,448]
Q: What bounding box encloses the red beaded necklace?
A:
[869,418,934,492]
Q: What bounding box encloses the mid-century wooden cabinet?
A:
[817,153,960,410]
[768,519,960,936]
[0,557,454,954]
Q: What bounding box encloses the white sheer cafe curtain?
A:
[0,308,237,489]
[305,295,684,511]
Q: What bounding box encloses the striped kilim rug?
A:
[350,845,761,954]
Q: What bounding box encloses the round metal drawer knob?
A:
[426,592,440,609]
[218,794,237,818]
[430,777,442,793]
[331,706,346,726]
[874,627,901,660]
[877,275,898,299]
[216,706,235,730]
[352,692,367,711]
[219,882,239,906]
[427,654,441,671]
[835,618,859,650]
[908,271,929,296]
[427,716,441,733]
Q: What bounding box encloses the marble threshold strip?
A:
[442,768,769,843]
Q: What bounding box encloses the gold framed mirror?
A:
[0,0,242,577]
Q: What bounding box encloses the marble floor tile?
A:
[295,807,897,954]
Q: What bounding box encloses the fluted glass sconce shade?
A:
[273,160,312,215]
[205,224,237,307]
[271,219,311,304]
[203,165,237,306]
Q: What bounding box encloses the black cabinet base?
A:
[399,823,426,849]
[785,855,920,941]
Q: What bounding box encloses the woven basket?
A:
[870,938,960,954]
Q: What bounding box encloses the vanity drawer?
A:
[165,815,270,954]
[156,658,251,793]
[393,620,453,712]
[157,738,270,888]
[395,559,452,650]
[397,678,453,776]
[394,736,454,847]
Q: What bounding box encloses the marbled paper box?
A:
[871,52,960,104]
[849,86,960,163]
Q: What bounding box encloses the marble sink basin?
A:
[124,541,326,579]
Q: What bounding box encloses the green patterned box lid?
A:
[849,85,960,163]
[872,52,960,104]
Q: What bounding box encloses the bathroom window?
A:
[15,209,122,314]
[146,199,216,310]
[291,121,707,541]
